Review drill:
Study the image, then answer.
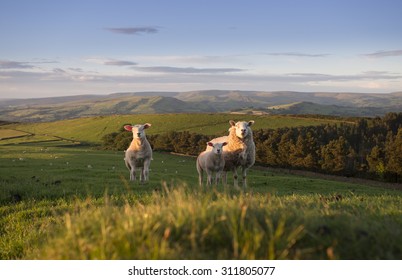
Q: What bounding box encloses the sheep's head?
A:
[207,142,227,155]
[229,120,254,139]
[124,123,151,139]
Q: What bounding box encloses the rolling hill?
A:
[1,90,402,122]
[1,113,344,144]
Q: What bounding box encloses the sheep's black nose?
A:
[137,133,141,137]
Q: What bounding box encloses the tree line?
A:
[102,113,402,183]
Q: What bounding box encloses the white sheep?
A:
[124,123,153,183]
[206,120,255,188]
[196,142,227,186]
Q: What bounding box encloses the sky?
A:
[1,0,402,98]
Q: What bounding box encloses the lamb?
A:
[206,120,255,188]
[196,142,227,186]
[124,123,153,183]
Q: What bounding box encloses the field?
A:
[1,113,344,144]
[1,114,401,260]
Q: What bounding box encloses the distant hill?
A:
[1,90,402,122]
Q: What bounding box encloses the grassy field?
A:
[2,113,345,144]
[1,140,401,259]
[0,114,401,260]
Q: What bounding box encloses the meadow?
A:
[3,113,345,144]
[1,114,401,260]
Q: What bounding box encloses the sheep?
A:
[206,120,255,188]
[196,142,227,186]
[124,123,153,183]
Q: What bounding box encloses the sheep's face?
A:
[207,142,227,155]
[230,120,254,139]
[124,123,151,139]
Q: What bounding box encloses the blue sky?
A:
[1,0,402,98]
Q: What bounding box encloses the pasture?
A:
[2,113,345,144]
[0,114,401,260]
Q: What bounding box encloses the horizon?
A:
[1,89,402,102]
[1,0,402,98]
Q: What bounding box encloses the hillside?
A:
[1,90,402,122]
[267,101,388,116]
[1,113,344,144]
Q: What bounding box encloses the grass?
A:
[0,129,31,139]
[0,114,400,260]
[4,113,344,144]
[1,141,402,260]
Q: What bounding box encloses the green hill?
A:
[2,113,344,144]
[267,101,387,116]
[2,90,402,122]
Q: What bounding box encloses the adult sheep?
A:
[206,120,255,188]
[124,123,152,183]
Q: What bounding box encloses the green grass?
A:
[0,129,31,139]
[31,185,402,260]
[5,113,344,144]
[1,141,402,260]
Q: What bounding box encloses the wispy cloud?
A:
[104,59,137,66]
[364,50,402,58]
[0,60,35,69]
[286,71,402,82]
[105,26,160,35]
[264,52,330,57]
[134,66,244,74]
[85,58,137,66]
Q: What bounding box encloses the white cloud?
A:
[133,66,245,74]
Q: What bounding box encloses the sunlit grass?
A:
[1,144,401,260]
[28,184,402,260]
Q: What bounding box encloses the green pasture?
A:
[2,113,344,144]
[1,141,401,260]
[0,114,401,260]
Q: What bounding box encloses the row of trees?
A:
[102,113,402,183]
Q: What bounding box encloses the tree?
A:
[386,128,402,182]
[366,146,386,179]
[320,136,356,175]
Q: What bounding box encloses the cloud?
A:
[68,68,84,72]
[286,71,402,82]
[52,68,67,74]
[134,66,245,74]
[364,50,402,58]
[103,59,137,66]
[105,26,160,35]
[85,58,137,66]
[0,60,35,69]
[264,52,330,57]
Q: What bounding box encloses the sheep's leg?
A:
[196,161,203,186]
[232,167,239,188]
[130,165,137,181]
[206,170,213,186]
[143,158,151,183]
[242,167,248,189]
[215,171,221,185]
[222,171,227,185]
[140,167,144,183]
[198,172,204,186]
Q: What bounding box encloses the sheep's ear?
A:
[248,120,255,127]
[207,142,214,147]
[222,142,228,146]
[143,123,152,129]
[124,125,133,131]
[229,120,236,127]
